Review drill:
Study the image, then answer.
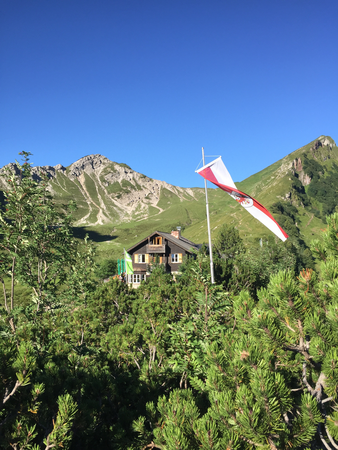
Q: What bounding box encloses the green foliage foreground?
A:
[1,154,338,449]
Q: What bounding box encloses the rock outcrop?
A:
[0,153,201,226]
[299,171,311,186]
[1,135,336,227]
[0,162,66,187]
[68,154,109,179]
[293,158,303,172]
[45,154,200,226]
[292,157,311,186]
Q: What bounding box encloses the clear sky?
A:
[1,0,337,188]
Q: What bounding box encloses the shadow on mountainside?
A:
[73,227,117,243]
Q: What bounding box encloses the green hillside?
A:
[1,136,336,263]
[2,150,338,450]
[83,136,337,261]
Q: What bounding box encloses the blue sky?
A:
[1,0,337,188]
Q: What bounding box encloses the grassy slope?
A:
[49,136,338,262]
[51,172,90,221]
[186,136,338,245]
[94,136,337,261]
[2,136,337,307]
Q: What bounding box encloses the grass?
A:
[1,279,34,308]
[23,136,338,264]
[107,182,122,194]
[119,163,132,170]
[121,179,134,189]
[50,174,90,221]
[83,172,100,206]
[100,163,118,176]
[3,137,337,307]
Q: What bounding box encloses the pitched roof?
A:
[157,232,200,252]
[127,230,200,253]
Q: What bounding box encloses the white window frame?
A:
[171,253,179,263]
[133,274,146,284]
[137,254,146,263]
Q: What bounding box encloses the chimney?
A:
[171,226,181,239]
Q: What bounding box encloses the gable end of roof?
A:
[127,231,199,253]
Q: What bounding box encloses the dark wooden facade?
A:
[126,230,200,285]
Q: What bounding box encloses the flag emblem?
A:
[230,192,254,208]
[196,157,288,241]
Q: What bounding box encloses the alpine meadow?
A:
[0,136,338,449]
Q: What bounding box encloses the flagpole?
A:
[202,147,215,284]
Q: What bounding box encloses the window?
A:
[171,254,178,263]
[171,253,182,263]
[135,254,147,263]
[133,274,146,283]
[154,236,162,245]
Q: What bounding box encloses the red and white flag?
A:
[196,157,288,242]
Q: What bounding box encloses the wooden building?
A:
[126,227,200,286]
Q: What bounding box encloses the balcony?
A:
[146,244,166,253]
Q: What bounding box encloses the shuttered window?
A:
[135,254,146,263]
[171,253,182,263]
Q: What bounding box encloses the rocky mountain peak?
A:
[0,162,66,186]
[317,136,336,148]
[68,154,110,179]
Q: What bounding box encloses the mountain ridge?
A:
[0,135,337,260]
[0,153,204,226]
